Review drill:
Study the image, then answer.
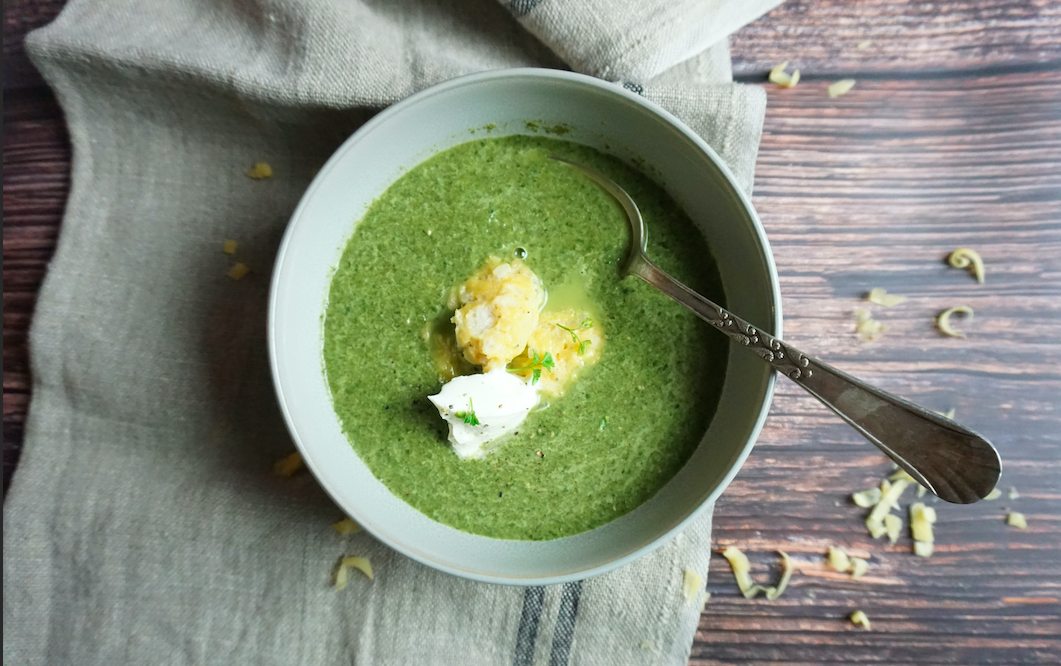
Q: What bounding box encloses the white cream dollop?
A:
[428,368,539,460]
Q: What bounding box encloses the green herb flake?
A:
[454,398,480,426]
[556,318,594,356]
[508,351,555,385]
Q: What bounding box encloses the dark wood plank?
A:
[2,0,65,90]
[3,87,70,491]
[729,0,1061,78]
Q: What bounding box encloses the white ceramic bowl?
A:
[269,68,780,585]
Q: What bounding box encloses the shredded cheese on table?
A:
[937,305,974,338]
[246,162,273,179]
[768,62,801,88]
[883,513,904,545]
[332,518,362,535]
[827,546,850,572]
[867,288,906,307]
[828,546,870,579]
[852,487,882,508]
[914,541,935,558]
[850,557,869,579]
[682,569,704,604]
[272,452,303,477]
[828,79,856,98]
[910,502,937,557]
[866,479,909,538]
[333,555,374,590]
[228,263,250,280]
[948,247,985,283]
[854,309,886,341]
[722,547,793,600]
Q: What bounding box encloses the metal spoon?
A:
[552,156,1001,504]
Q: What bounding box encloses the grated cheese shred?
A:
[721,547,793,600]
[910,502,937,557]
[827,546,851,572]
[948,248,985,283]
[883,514,903,545]
[768,62,801,88]
[867,288,906,307]
[682,568,704,604]
[228,263,250,280]
[854,309,886,341]
[852,487,882,508]
[850,557,869,579]
[937,305,974,338]
[828,79,856,98]
[334,555,374,590]
[246,162,273,179]
[332,518,362,535]
[272,452,303,477]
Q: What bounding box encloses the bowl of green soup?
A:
[269,68,780,584]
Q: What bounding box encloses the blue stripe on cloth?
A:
[512,586,546,666]
[548,580,583,666]
[507,0,544,19]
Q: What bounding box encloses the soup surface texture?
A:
[323,134,727,540]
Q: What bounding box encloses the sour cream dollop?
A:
[428,369,539,460]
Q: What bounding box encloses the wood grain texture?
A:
[2,0,65,90]
[729,0,1061,78]
[3,88,69,490]
[3,1,1061,664]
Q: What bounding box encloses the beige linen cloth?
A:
[4,0,781,664]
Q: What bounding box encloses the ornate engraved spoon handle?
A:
[627,256,810,377]
[627,255,1001,504]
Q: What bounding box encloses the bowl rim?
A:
[268,67,781,584]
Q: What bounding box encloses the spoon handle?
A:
[627,256,1001,504]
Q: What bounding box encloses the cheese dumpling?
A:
[452,257,544,372]
[510,309,603,397]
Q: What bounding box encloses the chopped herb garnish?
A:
[508,351,555,385]
[454,398,480,426]
[556,318,593,355]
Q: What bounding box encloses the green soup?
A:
[323,134,727,540]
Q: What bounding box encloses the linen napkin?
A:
[4,0,781,664]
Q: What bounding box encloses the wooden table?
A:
[5,1,1060,663]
